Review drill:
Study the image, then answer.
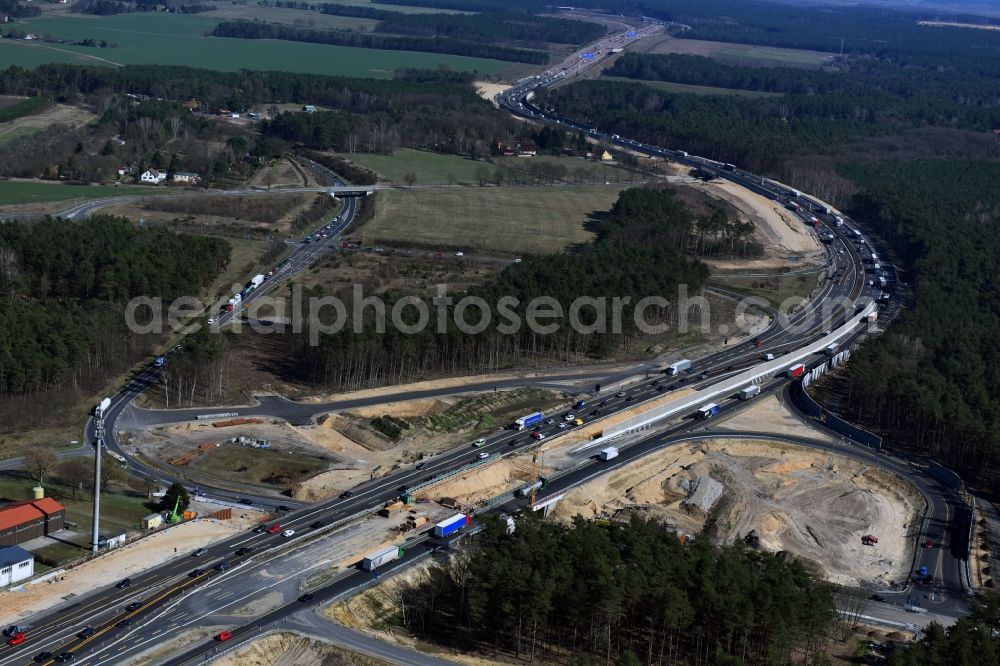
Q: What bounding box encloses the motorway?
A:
[0,20,963,666]
[15,370,965,666]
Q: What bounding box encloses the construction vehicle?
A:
[167,495,183,524]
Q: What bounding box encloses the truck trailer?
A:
[599,447,619,461]
[786,363,806,379]
[250,274,265,289]
[513,412,543,431]
[697,403,720,419]
[738,385,760,401]
[433,513,470,538]
[666,359,692,375]
[361,545,403,571]
[516,479,545,498]
[825,343,839,356]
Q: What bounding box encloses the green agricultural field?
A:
[0,14,509,77]
[714,43,832,67]
[361,185,626,255]
[602,76,781,98]
[202,5,380,32]
[347,149,489,184]
[645,37,833,69]
[347,148,636,185]
[303,0,472,14]
[0,180,158,206]
[0,125,41,146]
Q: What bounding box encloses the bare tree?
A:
[24,446,59,485]
[403,171,417,187]
[476,165,490,187]
[834,588,869,640]
[57,458,91,500]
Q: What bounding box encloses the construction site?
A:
[546,412,923,590]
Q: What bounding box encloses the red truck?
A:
[786,363,806,379]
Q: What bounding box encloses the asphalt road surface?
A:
[0,22,940,666]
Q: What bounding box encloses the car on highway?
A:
[126,602,142,612]
[235,547,253,556]
[115,619,132,628]
[530,432,546,440]
[477,452,490,460]
[616,391,627,398]
[6,632,25,646]
[282,529,296,537]
[557,423,568,429]
[473,438,487,447]
[310,521,326,529]
[339,491,353,499]
[415,462,426,470]
[115,578,132,589]
[216,631,233,642]
[3,625,22,637]
[54,652,75,662]
[870,594,886,603]
[590,409,601,416]
[34,652,53,663]
[266,524,282,534]
[77,627,95,639]
[564,414,575,421]
[189,568,205,578]
[545,418,555,425]
[193,548,207,557]
[253,525,268,534]
[214,561,231,571]
[298,593,315,603]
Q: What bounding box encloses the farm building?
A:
[172,172,201,184]
[0,546,34,587]
[0,498,66,546]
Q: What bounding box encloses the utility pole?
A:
[91,398,110,553]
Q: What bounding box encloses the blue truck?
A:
[433,513,469,538]
[697,403,720,419]
[513,412,543,431]
[573,400,587,410]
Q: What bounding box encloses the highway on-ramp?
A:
[1,21,947,666]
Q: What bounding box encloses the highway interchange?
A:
[0,19,974,666]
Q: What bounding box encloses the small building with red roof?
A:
[0,498,66,546]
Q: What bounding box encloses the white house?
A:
[172,172,201,185]
[0,546,34,588]
[140,169,167,184]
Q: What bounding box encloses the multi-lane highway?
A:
[1,20,961,666]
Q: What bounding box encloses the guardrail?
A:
[196,412,239,420]
[573,302,876,452]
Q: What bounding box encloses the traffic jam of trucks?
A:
[433,513,471,539]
